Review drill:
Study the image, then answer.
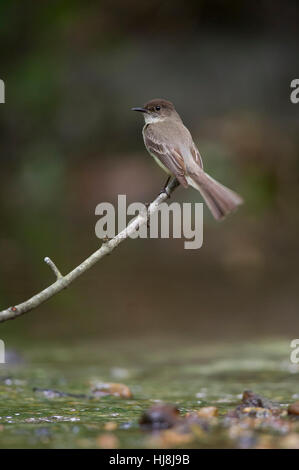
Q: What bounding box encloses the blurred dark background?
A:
[0,0,298,344]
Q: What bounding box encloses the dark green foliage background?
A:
[0,1,298,343]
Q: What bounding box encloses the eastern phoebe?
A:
[132,99,243,220]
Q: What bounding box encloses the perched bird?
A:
[132,98,243,220]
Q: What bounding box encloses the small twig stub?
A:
[44,257,63,279]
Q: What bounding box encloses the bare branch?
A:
[0,178,179,323]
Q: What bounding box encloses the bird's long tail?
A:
[186,169,243,220]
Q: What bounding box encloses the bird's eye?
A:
[155,106,161,111]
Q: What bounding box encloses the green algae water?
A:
[0,338,297,448]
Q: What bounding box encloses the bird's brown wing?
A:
[144,127,188,188]
[190,142,204,169]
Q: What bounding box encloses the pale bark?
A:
[0,179,179,323]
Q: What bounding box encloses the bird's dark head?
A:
[131,99,177,123]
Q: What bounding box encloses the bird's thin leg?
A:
[163,176,171,189]
[160,176,171,197]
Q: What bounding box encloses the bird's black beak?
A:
[131,107,148,113]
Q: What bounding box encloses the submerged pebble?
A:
[140,404,181,431]
[288,401,299,416]
[91,383,132,399]
[196,406,218,418]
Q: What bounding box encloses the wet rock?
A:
[226,390,280,418]
[140,404,181,431]
[91,383,132,399]
[196,406,218,418]
[288,401,299,416]
[241,407,273,418]
[226,409,291,439]
[242,390,279,410]
[143,408,213,448]
[183,413,212,432]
